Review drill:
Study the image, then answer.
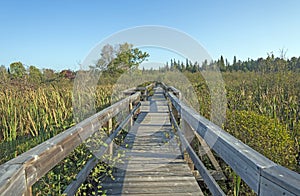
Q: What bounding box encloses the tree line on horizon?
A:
[2,50,300,86]
[0,62,76,85]
[160,54,300,73]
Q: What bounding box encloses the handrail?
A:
[164,84,300,195]
[123,82,155,101]
[0,92,141,196]
[136,83,155,100]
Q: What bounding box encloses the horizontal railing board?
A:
[260,165,300,195]
[166,89,300,195]
[0,92,140,195]
[0,164,26,196]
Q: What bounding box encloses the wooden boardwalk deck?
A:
[101,87,203,195]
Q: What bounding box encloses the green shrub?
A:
[225,110,297,170]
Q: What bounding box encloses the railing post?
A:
[182,119,195,175]
[171,88,181,125]
[106,118,113,155]
[24,186,32,196]
[145,88,148,101]
[129,100,133,129]
[137,95,141,116]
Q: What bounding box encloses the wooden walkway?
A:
[101,87,203,195]
[1,82,299,195]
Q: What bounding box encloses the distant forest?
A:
[2,53,300,86]
[160,54,300,73]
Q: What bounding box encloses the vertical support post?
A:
[145,88,148,101]
[136,95,140,117]
[129,100,133,129]
[172,107,180,125]
[173,90,181,125]
[182,119,195,175]
[106,118,113,155]
[24,186,32,196]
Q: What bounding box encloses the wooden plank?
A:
[108,193,203,196]
[24,131,83,186]
[192,127,226,181]
[194,131,222,171]
[195,170,226,181]
[102,183,201,192]
[104,176,198,183]
[101,181,200,189]
[259,177,296,196]
[116,164,189,171]
[0,164,27,196]
[103,185,201,195]
[113,164,193,173]
[119,157,183,164]
[260,165,300,195]
[102,175,202,194]
[111,171,195,177]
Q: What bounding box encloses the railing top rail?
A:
[123,83,155,97]
[0,92,141,195]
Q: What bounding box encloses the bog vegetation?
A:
[0,45,299,195]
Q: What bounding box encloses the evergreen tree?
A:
[219,55,226,71]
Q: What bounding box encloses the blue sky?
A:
[0,0,299,70]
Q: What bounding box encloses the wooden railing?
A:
[125,82,155,100]
[0,91,142,196]
[159,82,300,196]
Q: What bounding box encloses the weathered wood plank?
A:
[108,193,203,196]
[104,176,199,183]
[111,171,195,177]
[103,185,201,195]
[0,164,27,196]
[260,165,300,195]
[101,181,200,190]
[194,131,223,171]
[102,175,202,195]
